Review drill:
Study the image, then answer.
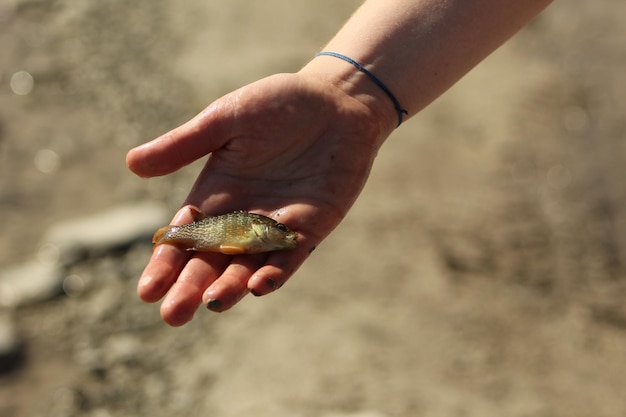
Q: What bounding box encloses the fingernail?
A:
[250,289,262,297]
[266,278,276,290]
[206,299,222,311]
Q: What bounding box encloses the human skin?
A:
[126,0,553,326]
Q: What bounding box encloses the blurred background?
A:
[1,1,625,416]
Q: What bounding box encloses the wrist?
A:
[316,52,408,127]
[299,54,401,139]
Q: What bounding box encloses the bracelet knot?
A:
[316,51,408,127]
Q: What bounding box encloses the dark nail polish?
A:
[266,278,276,290]
[250,289,262,297]
[206,299,222,311]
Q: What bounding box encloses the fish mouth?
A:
[252,222,299,250]
[283,232,299,249]
[267,233,299,250]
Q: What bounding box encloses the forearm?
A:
[301,0,553,136]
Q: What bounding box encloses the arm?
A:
[127,0,553,325]
[303,0,553,136]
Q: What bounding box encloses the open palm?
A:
[127,72,386,325]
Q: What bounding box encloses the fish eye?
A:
[275,223,288,232]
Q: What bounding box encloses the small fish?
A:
[152,211,298,255]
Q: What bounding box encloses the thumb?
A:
[126,99,235,178]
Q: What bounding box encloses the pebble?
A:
[103,334,142,365]
[0,312,24,374]
[0,258,63,309]
[49,387,86,416]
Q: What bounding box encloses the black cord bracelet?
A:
[316,51,408,127]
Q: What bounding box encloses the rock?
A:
[0,202,169,309]
[0,313,25,374]
[48,387,86,416]
[40,201,169,265]
[0,258,63,308]
[103,334,142,365]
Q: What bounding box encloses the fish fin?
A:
[219,245,246,255]
[152,226,171,244]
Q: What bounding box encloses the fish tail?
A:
[152,225,171,244]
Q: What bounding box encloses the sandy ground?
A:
[1,1,625,416]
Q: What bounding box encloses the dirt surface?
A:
[1,1,625,416]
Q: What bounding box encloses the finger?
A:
[202,254,266,312]
[160,252,230,326]
[137,244,190,303]
[247,243,316,297]
[126,100,235,178]
[136,206,197,303]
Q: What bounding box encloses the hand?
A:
[126,72,387,326]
